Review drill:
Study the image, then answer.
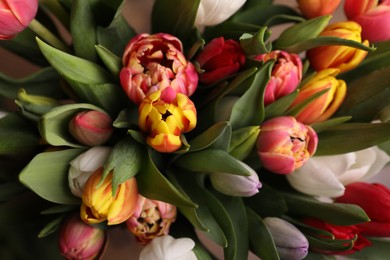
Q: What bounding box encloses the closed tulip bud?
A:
[138,87,197,153]
[0,0,38,40]
[256,116,318,174]
[263,217,309,260]
[306,21,369,73]
[59,214,107,260]
[195,37,246,85]
[344,0,390,42]
[195,0,246,27]
[81,167,138,225]
[69,110,113,146]
[290,68,347,125]
[253,50,302,106]
[68,146,112,197]
[209,161,261,197]
[297,0,342,19]
[335,182,390,237]
[120,33,198,105]
[126,195,177,244]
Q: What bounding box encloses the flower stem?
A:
[28,19,71,53]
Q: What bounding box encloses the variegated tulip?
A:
[306,21,369,73]
[195,0,246,27]
[253,50,303,106]
[344,0,390,42]
[0,0,38,39]
[120,33,198,105]
[126,195,177,244]
[138,87,197,153]
[297,0,342,19]
[290,68,346,125]
[256,116,318,174]
[59,214,107,260]
[81,167,138,225]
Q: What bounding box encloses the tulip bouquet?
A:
[1,0,390,259]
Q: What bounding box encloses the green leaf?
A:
[95,45,122,76]
[239,27,272,55]
[316,122,390,155]
[19,149,84,205]
[247,208,280,260]
[38,215,65,238]
[229,126,260,160]
[39,103,108,148]
[173,149,251,176]
[304,252,337,260]
[102,136,143,195]
[311,116,352,133]
[41,205,77,215]
[264,90,299,120]
[204,21,261,40]
[230,60,274,129]
[351,237,390,260]
[306,235,355,252]
[137,149,196,208]
[189,121,232,152]
[285,88,329,117]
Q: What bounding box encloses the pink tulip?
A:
[253,50,302,106]
[344,0,390,42]
[256,116,318,174]
[0,0,38,39]
[120,33,198,105]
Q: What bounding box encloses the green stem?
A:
[28,19,71,53]
[40,0,70,29]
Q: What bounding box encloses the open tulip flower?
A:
[256,116,318,174]
[81,167,138,225]
[120,33,198,105]
[138,87,197,153]
[306,21,369,73]
[290,68,347,125]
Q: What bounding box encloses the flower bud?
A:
[263,217,309,260]
[253,50,302,106]
[290,68,347,125]
[68,146,112,197]
[256,116,318,174]
[139,235,197,260]
[59,214,107,260]
[209,161,261,197]
[138,87,197,153]
[297,0,342,19]
[69,110,113,146]
[81,167,138,225]
[195,0,246,27]
[120,33,198,105]
[195,37,245,85]
[306,21,369,73]
[126,195,177,244]
[0,0,38,39]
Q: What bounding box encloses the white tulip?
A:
[68,146,112,197]
[195,0,246,27]
[0,111,7,119]
[286,146,390,198]
[139,235,197,260]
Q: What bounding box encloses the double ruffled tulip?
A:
[256,116,318,174]
[335,182,390,237]
[195,37,245,85]
[139,235,197,260]
[297,0,342,19]
[209,161,261,197]
[120,33,198,105]
[306,21,369,73]
[195,0,246,27]
[290,68,346,125]
[344,0,390,42]
[253,50,302,106]
[304,218,372,255]
[81,167,138,225]
[0,0,38,39]
[68,146,112,197]
[138,87,197,153]
[126,195,177,244]
[263,217,309,260]
[68,110,114,146]
[286,146,390,197]
[59,214,107,260]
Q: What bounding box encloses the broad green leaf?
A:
[19,149,84,205]
[239,27,272,55]
[304,252,337,260]
[137,149,196,208]
[311,116,352,133]
[264,90,299,120]
[283,216,335,239]
[95,45,122,76]
[316,122,390,155]
[39,103,108,148]
[38,215,65,238]
[247,208,280,260]
[229,126,260,160]
[351,237,390,260]
[204,21,261,41]
[173,149,251,176]
[113,106,139,129]
[189,121,232,152]
[41,205,77,215]
[306,235,355,252]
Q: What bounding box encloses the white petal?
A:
[70,146,112,172]
[195,0,246,27]
[360,146,390,181]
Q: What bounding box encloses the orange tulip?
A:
[297,0,342,19]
